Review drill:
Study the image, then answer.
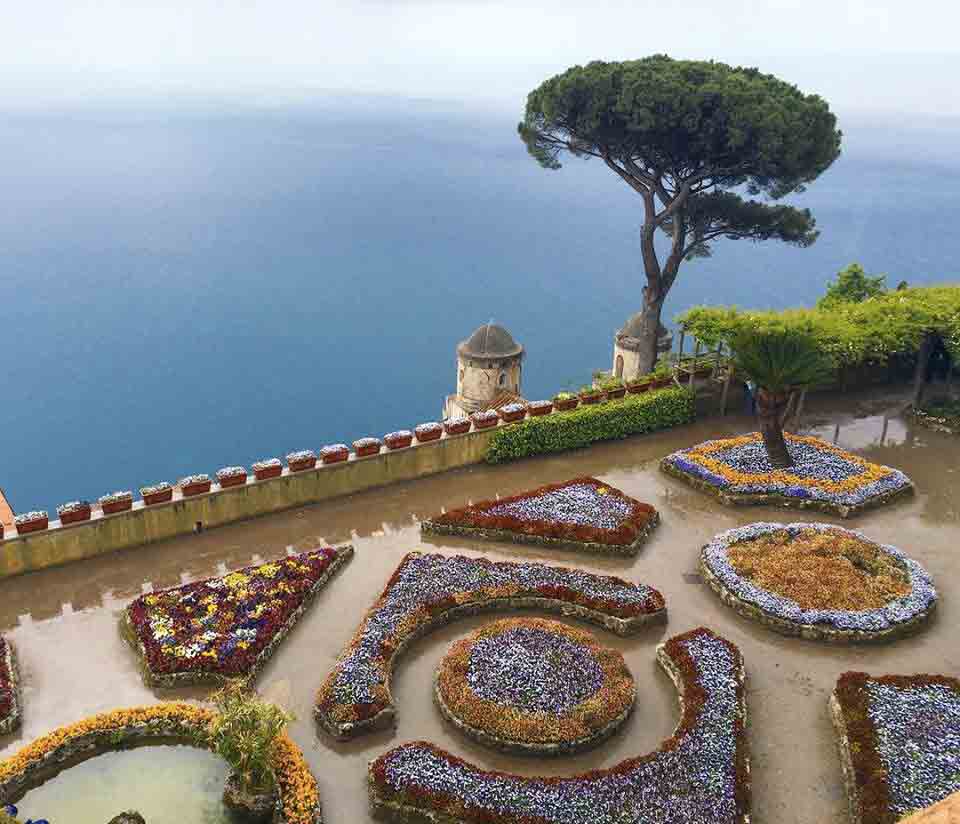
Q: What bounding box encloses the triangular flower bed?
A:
[123,546,353,687]
[369,627,750,824]
[831,671,960,824]
[421,477,660,555]
[314,551,666,739]
[0,637,21,735]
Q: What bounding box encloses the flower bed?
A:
[0,638,21,736]
[0,704,322,824]
[253,458,283,480]
[319,444,349,465]
[498,403,526,423]
[353,437,382,458]
[414,422,443,442]
[384,431,413,450]
[435,617,635,755]
[314,551,665,740]
[178,474,212,497]
[471,410,499,430]
[443,417,471,436]
[422,477,660,555]
[660,432,914,517]
[910,397,960,435]
[13,512,47,535]
[56,500,91,525]
[140,483,172,505]
[98,490,133,515]
[700,523,937,642]
[831,671,960,824]
[527,399,553,416]
[369,626,749,824]
[216,466,247,488]
[123,546,353,687]
[286,450,317,472]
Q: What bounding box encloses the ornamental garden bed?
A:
[700,523,937,643]
[660,432,914,518]
[421,476,660,556]
[98,491,133,515]
[0,638,21,736]
[122,546,353,687]
[253,458,283,480]
[369,626,749,824]
[435,617,635,756]
[314,551,665,740]
[910,397,960,435]
[0,704,322,824]
[831,671,960,824]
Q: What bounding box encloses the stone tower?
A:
[612,312,672,381]
[444,322,524,419]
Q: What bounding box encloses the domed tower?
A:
[612,312,672,381]
[444,322,525,419]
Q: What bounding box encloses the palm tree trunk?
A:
[756,389,793,468]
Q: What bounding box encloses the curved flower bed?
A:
[314,552,666,740]
[0,638,21,736]
[701,523,936,642]
[421,477,660,555]
[0,704,321,824]
[831,671,960,824]
[435,617,635,755]
[370,627,749,824]
[660,432,913,517]
[123,546,353,686]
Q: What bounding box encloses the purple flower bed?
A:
[486,482,633,531]
[701,523,937,635]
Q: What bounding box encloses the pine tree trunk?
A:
[633,293,665,375]
[756,389,793,468]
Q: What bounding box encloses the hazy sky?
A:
[2,0,958,114]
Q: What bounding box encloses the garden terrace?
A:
[435,617,635,755]
[0,639,19,736]
[831,672,960,824]
[370,627,749,824]
[314,551,665,739]
[123,546,353,686]
[700,523,937,642]
[660,432,913,517]
[421,476,659,555]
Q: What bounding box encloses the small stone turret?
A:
[444,322,524,419]
[612,312,672,381]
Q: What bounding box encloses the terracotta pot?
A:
[415,427,442,443]
[16,516,49,534]
[528,403,553,417]
[579,392,603,405]
[60,506,92,525]
[143,489,173,505]
[181,480,212,497]
[254,465,283,480]
[553,397,578,411]
[651,377,673,389]
[471,415,498,430]
[444,420,471,436]
[218,473,247,488]
[354,444,381,458]
[321,449,349,465]
[605,387,627,399]
[101,499,133,515]
[626,381,650,394]
[498,408,526,423]
[288,457,317,472]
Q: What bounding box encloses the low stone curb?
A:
[829,692,864,824]
[122,545,354,688]
[0,640,21,736]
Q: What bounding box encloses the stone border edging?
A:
[829,691,865,824]
[121,546,353,688]
[0,641,21,737]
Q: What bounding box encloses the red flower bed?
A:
[124,547,352,685]
[0,637,18,732]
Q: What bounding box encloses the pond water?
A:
[15,745,232,824]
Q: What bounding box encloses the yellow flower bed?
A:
[0,704,320,824]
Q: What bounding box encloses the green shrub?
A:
[486,387,695,464]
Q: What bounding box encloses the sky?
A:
[1,0,958,115]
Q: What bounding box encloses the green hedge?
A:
[485,387,695,464]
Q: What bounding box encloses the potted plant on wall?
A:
[599,376,627,399]
[443,416,471,436]
[649,360,675,389]
[527,399,553,416]
[179,474,212,497]
[98,490,133,515]
[320,444,349,465]
[14,510,48,534]
[286,450,317,472]
[414,422,443,442]
[578,385,604,405]
[497,402,526,423]
[352,437,383,458]
[140,482,173,505]
[552,391,578,411]
[56,500,92,525]
[471,409,499,430]
[216,466,248,488]
[384,430,413,450]
[252,458,282,480]
[626,375,651,394]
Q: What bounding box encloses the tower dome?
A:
[457,323,524,360]
[444,322,525,418]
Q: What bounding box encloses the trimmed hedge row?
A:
[485,387,695,464]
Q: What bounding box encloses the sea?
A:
[2,97,959,514]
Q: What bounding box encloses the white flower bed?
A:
[472,410,499,422]
[98,491,132,504]
[14,511,47,525]
[56,501,90,516]
[353,437,382,449]
[178,474,210,487]
[500,403,526,415]
[140,482,171,496]
[320,444,349,457]
[252,458,281,471]
[216,466,247,480]
[528,400,553,411]
[286,450,316,462]
[415,422,442,434]
[385,430,412,441]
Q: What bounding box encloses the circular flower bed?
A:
[700,523,937,642]
[436,617,634,755]
[660,432,914,517]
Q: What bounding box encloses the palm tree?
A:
[732,328,834,468]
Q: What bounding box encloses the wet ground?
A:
[1,384,957,824]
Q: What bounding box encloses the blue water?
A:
[1,100,959,514]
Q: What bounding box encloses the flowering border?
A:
[830,671,960,824]
[435,617,635,755]
[369,627,750,824]
[700,523,937,643]
[0,639,21,736]
[0,704,321,824]
[660,433,914,518]
[314,551,666,740]
[421,477,660,556]
[122,546,353,687]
